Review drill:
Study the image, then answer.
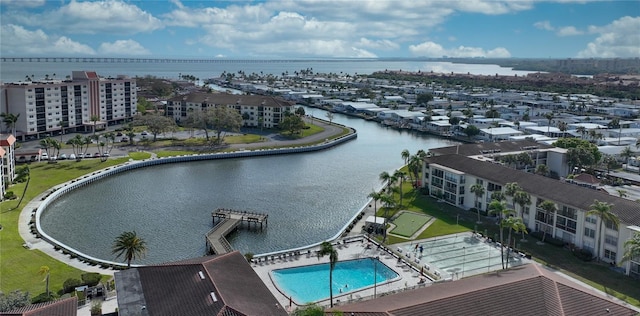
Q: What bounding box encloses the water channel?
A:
[41,109,459,264]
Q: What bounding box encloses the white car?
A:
[69,154,77,160]
[40,152,48,160]
[59,153,67,160]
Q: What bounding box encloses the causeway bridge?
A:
[1,57,374,64]
[205,208,268,255]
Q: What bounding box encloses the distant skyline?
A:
[0,0,638,59]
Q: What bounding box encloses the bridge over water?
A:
[1,57,374,64]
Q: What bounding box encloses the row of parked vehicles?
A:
[40,152,109,161]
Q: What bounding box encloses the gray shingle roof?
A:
[429,140,554,157]
[425,154,640,226]
[168,92,294,108]
[115,251,287,316]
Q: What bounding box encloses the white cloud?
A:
[578,16,640,58]
[0,24,95,55]
[409,41,511,58]
[99,40,151,56]
[7,0,162,35]
[161,0,527,58]
[534,20,554,31]
[556,26,582,36]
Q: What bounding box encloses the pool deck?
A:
[252,235,434,310]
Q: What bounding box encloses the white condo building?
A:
[0,71,137,140]
[421,143,640,278]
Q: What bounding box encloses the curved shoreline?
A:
[22,128,357,270]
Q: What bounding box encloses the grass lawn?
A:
[390,212,431,237]
[382,184,640,307]
[128,151,152,160]
[0,157,130,297]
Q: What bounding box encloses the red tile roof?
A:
[1,296,78,316]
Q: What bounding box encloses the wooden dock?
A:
[205,209,268,255]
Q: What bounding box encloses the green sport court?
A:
[390,212,432,237]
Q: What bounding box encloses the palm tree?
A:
[90,115,100,136]
[1,113,20,135]
[401,149,410,166]
[12,165,30,210]
[504,182,521,211]
[513,190,531,221]
[616,189,628,198]
[317,241,338,308]
[503,217,526,269]
[393,170,406,207]
[112,231,147,268]
[620,146,634,170]
[587,200,619,260]
[367,191,383,214]
[488,200,514,269]
[544,112,554,135]
[379,171,392,193]
[621,232,640,267]
[576,126,587,139]
[38,266,50,298]
[538,200,557,243]
[470,184,485,223]
[407,154,423,186]
[535,164,549,177]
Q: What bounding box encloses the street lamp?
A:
[373,256,379,298]
[462,247,466,278]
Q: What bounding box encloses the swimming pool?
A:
[271,257,399,304]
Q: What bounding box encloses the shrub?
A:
[90,301,102,316]
[31,292,58,304]
[3,191,17,200]
[529,231,565,247]
[573,248,593,262]
[81,273,101,287]
[63,278,83,294]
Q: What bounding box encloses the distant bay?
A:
[1,59,536,83]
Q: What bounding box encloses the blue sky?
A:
[0,0,638,59]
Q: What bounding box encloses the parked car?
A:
[59,153,67,160]
[141,131,148,136]
[116,132,123,136]
[40,152,48,160]
[102,153,110,157]
[69,154,77,160]
[121,137,129,142]
[94,152,101,158]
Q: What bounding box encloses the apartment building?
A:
[421,153,640,277]
[0,71,137,140]
[165,92,295,129]
[0,134,16,195]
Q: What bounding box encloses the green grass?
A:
[390,212,431,237]
[156,150,199,157]
[381,183,640,307]
[128,152,152,160]
[0,158,128,296]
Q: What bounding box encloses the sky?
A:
[0,0,638,59]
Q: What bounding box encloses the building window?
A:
[605,220,618,231]
[604,234,618,246]
[604,249,616,260]
[584,227,595,238]
[476,179,483,185]
[585,216,597,224]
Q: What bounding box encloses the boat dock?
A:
[205,209,269,255]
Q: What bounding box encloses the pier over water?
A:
[205,209,269,255]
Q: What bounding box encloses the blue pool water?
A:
[271,258,399,304]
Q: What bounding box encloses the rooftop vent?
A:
[198,271,205,280]
[210,292,218,302]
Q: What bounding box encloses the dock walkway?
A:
[205,209,268,255]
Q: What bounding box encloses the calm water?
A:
[41,109,458,264]
[271,258,398,304]
[1,59,536,83]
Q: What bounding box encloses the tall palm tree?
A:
[470,184,485,223]
[38,266,50,298]
[407,154,423,186]
[513,190,531,222]
[544,112,554,135]
[488,200,514,269]
[620,146,634,170]
[112,231,147,268]
[503,217,526,269]
[504,182,521,212]
[379,171,392,193]
[367,191,383,214]
[90,115,100,136]
[621,232,640,267]
[393,170,406,207]
[576,126,587,139]
[1,113,20,135]
[401,149,410,166]
[12,165,30,210]
[587,200,619,260]
[317,241,338,308]
[538,200,557,243]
